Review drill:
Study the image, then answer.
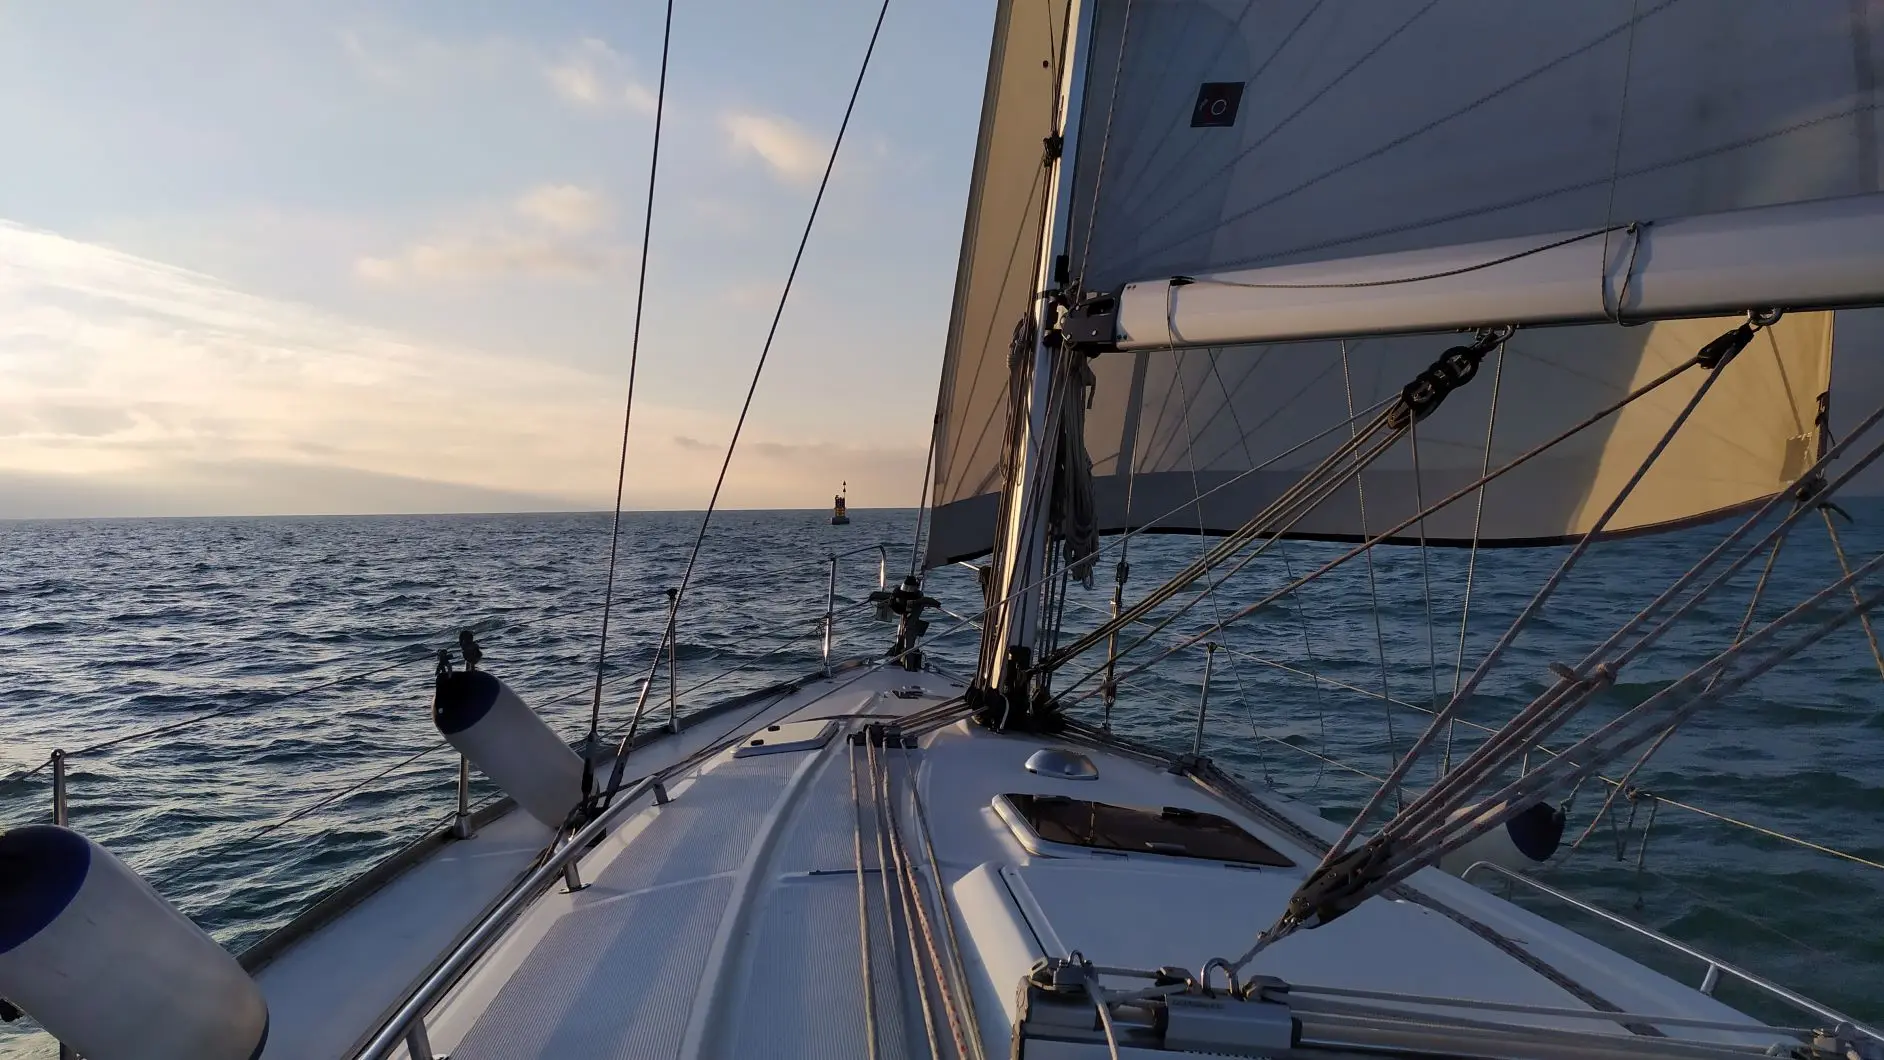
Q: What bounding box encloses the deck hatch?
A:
[732,719,838,758]
[996,794,1294,867]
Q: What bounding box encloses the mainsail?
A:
[927,0,1879,566]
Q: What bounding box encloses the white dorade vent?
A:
[732,719,839,758]
[1023,747,1098,780]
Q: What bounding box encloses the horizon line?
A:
[0,505,926,523]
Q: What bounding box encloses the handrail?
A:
[1461,862,1881,1041]
[355,776,661,1059]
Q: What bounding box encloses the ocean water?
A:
[2,506,1881,1053]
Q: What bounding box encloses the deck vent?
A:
[1023,747,1099,780]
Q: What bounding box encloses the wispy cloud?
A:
[515,184,610,234]
[353,238,614,283]
[546,38,656,114]
[720,110,827,186]
[354,184,618,283]
[0,221,924,515]
[337,26,513,92]
[0,221,623,501]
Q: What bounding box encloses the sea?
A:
[3,506,1881,1053]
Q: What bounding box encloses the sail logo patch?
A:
[1191,82,1244,128]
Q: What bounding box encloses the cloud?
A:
[353,239,613,282]
[0,463,578,519]
[720,110,826,185]
[0,220,932,516]
[515,184,610,234]
[547,38,656,114]
[354,185,618,283]
[338,26,512,92]
[0,219,626,509]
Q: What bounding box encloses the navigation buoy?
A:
[1438,799,1566,876]
[0,825,269,1060]
[434,669,584,829]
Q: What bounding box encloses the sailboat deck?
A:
[393,665,1775,1059]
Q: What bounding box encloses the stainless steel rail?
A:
[1462,862,1881,1041]
[822,553,838,676]
[49,749,66,826]
[358,776,661,1059]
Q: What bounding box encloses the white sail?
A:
[928,0,1073,548]
[926,0,1877,566]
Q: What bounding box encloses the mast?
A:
[976,0,1096,712]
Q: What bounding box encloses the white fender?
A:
[0,825,268,1060]
[1438,799,1566,877]
[434,670,584,829]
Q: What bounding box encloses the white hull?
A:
[226,660,1848,1059]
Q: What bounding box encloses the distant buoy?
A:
[0,825,268,1060]
[434,669,584,829]
[1438,799,1566,876]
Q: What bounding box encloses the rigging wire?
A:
[1341,340,1403,799]
[583,0,677,802]
[1568,524,1794,844]
[1056,354,1705,704]
[1220,407,1884,969]
[1597,0,1641,321]
[1226,567,1884,974]
[1195,345,1286,779]
[1273,541,1323,790]
[1059,594,1884,874]
[602,0,896,795]
[1407,415,1442,785]
[1048,400,1404,667]
[1448,340,1506,774]
[1821,507,1884,680]
[1170,352,1265,760]
[1323,338,1748,865]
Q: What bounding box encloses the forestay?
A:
[925,0,1879,565]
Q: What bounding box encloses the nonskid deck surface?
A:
[372,664,1772,1060]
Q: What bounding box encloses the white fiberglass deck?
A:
[297,664,1772,1060]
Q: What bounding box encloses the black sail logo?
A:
[1192,81,1245,128]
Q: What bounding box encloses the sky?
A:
[0,0,996,517]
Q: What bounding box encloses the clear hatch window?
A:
[997,794,1294,867]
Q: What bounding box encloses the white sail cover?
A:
[926,0,1874,566]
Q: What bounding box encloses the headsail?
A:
[927,0,1073,565]
[926,0,1877,566]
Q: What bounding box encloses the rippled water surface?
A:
[3,506,1881,1051]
